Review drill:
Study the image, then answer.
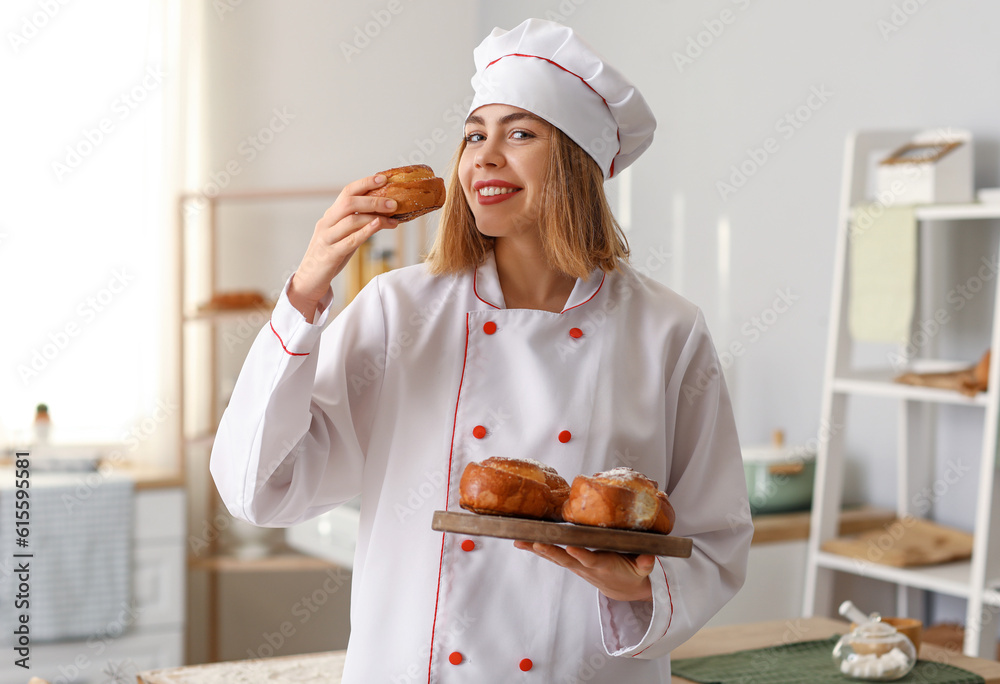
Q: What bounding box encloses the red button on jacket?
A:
[483,321,497,335]
[449,652,463,665]
[519,658,533,671]
[569,327,583,338]
[473,425,487,439]
[461,539,475,552]
[558,430,572,443]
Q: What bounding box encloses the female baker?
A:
[211,17,752,683]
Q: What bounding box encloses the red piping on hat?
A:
[485,52,622,177]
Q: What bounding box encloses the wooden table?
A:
[138,617,1000,683]
[137,651,347,683]
[671,616,1000,683]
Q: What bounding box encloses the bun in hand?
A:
[366,164,446,222]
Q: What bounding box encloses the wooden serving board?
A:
[820,517,973,567]
[432,510,693,557]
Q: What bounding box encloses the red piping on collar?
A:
[485,52,622,177]
[475,265,606,313]
[561,271,605,313]
[473,267,502,310]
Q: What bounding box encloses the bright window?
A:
[1,1,172,453]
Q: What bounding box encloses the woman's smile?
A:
[473,179,523,204]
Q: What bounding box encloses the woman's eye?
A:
[464,132,485,143]
[511,130,534,140]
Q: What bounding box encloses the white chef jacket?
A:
[211,250,752,683]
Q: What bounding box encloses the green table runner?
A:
[671,636,984,684]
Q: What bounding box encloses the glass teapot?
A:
[832,601,917,681]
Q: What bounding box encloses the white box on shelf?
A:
[876,129,972,206]
[977,187,1000,204]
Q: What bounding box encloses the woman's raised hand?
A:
[288,174,399,321]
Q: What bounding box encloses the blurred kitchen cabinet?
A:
[715,507,895,626]
[711,540,809,627]
[176,187,430,663]
[0,487,185,684]
[803,130,1000,658]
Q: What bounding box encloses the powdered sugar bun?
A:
[562,467,675,534]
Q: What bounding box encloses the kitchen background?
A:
[4,0,1000,678]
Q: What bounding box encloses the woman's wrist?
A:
[287,272,327,323]
[601,576,653,603]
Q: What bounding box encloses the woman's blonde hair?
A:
[426,126,629,280]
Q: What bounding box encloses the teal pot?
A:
[743,437,816,514]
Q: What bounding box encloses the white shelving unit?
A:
[802,129,1000,658]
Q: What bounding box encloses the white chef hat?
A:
[468,18,656,180]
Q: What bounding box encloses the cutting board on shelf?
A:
[820,518,973,567]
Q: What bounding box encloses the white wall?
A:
[193,1,475,295]
[473,5,1000,627]
[196,0,1000,638]
[477,1,1000,446]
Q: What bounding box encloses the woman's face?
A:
[459,104,553,240]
